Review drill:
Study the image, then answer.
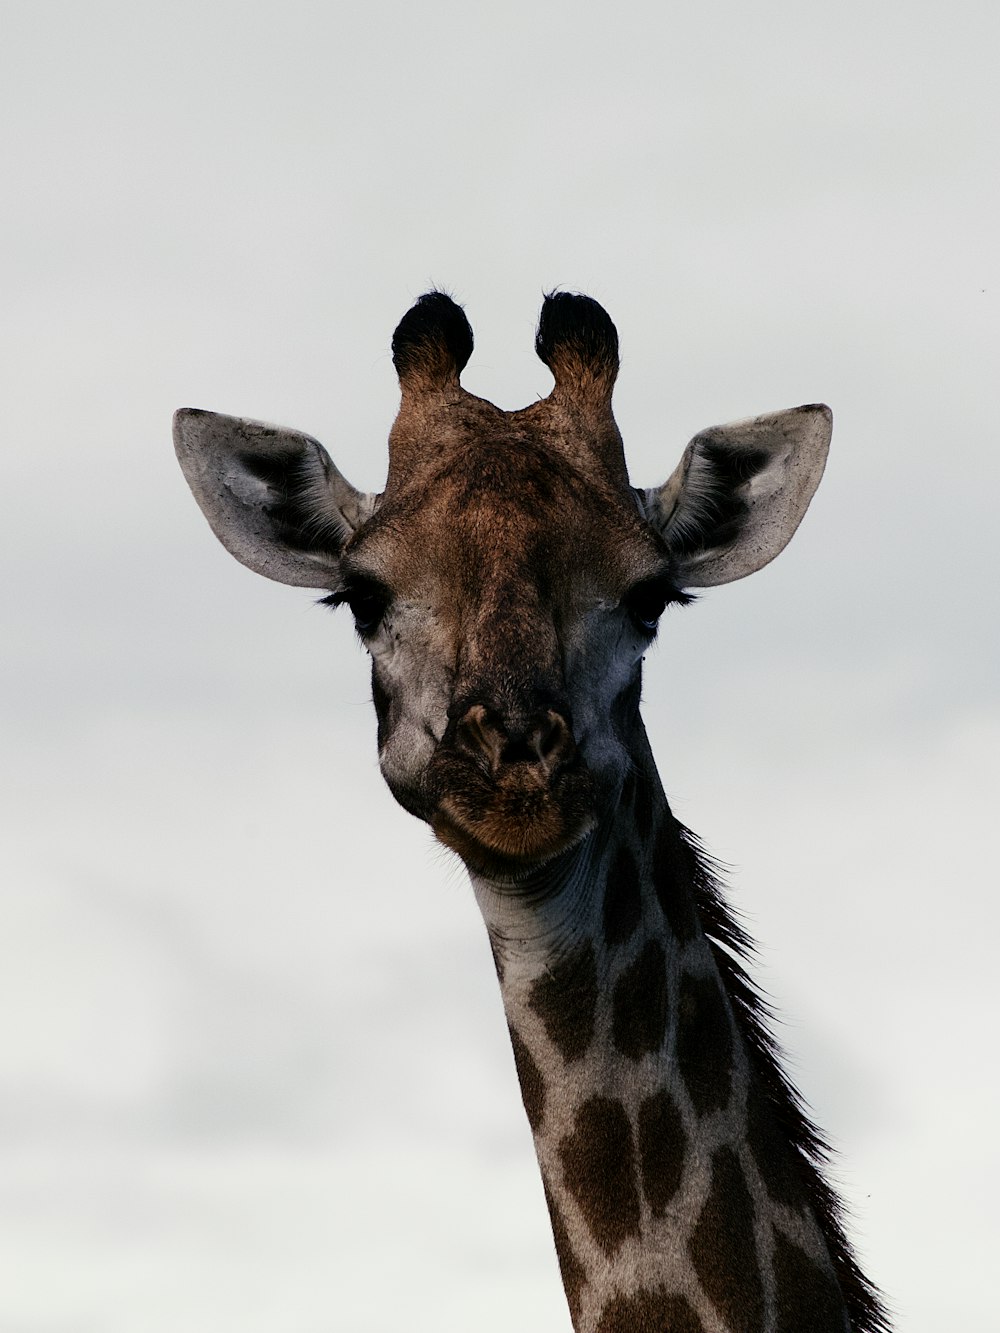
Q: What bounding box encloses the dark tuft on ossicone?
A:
[391,290,474,387]
[535,292,619,389]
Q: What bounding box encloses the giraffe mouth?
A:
[427,752,597,878]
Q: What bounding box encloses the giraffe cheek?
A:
[376,709,443,823]
[370,664,392,750]
[370,634,454,819]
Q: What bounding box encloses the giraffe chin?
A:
[429,762,596,881]
[432,803,596,880]
[429,757,600,879]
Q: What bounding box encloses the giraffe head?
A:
[175,293,830,880]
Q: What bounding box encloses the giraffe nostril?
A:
[454,704,507,771]
[500,710,575,775]
[531,710,574,775]
[454,704,576,778]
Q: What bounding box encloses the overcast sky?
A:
[2,2,997,1329]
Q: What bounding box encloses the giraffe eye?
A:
[321,579,390,636]
[623,578,686,633]
[347,583,389,635]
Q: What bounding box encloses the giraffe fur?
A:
[174,289,888,1332]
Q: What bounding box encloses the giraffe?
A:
[174,291,888,1332]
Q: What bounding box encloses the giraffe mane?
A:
[683,826,892,1333]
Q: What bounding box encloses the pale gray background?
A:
[2,1,997,1329]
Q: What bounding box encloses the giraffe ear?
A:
[173,409,377,589]
[644,404,832,588]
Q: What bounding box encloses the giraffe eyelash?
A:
[319,579,391,636]
[623,578,694,633]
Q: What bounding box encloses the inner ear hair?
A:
[174,409,374,589]
[662,440,770,560]
[236,447,353,557]
[647,405,832,589]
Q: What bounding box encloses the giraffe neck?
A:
[472,728,862,1333]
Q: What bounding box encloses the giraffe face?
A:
[174,291,831,881]
[335,405,678,877]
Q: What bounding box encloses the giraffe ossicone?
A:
[175,291,889,1332]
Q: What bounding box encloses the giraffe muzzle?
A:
[426,703,596,878]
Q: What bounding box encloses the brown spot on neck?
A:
[611,939,670,1058]
[746,1082,807,1208]
[528,941,599,1063]
[636,1088,687,1215]
[508,1026,545,1133]
[773,1229,849,1332]
[543,1183,588,1326]
[596,1289,705,1333]
[677,970,734,1115]
[689,1146,765,1333]
[558,1096,641,1257]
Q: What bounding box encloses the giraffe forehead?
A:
[358,429,661,602]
